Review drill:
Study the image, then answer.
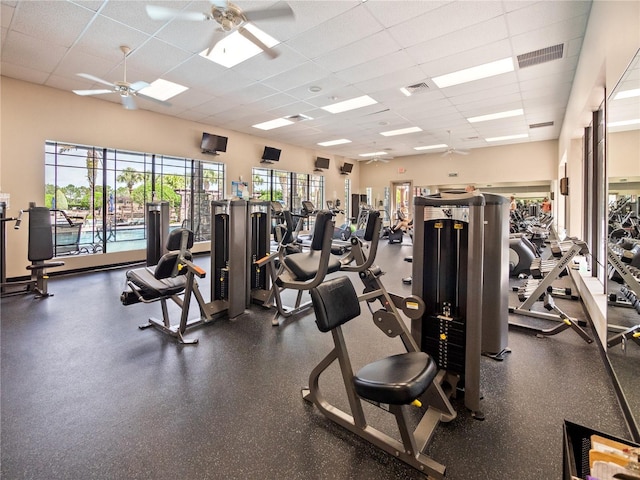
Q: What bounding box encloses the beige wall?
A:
[609,129,640,178]
[358,139,557,205]
[0,77,358,277]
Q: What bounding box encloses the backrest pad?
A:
[310,210,333,251]
[363,210,380,242]
[166,228,194,251]
[310,276,361,332]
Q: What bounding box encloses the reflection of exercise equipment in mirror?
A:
[0,202,64,298]
[606,243,640,350]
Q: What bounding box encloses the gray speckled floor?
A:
[0,237,633,480]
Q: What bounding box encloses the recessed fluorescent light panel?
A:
[432,57,514,88]
[139,79,188,101]
[613,88,640,100]
[321,95,377,114]
[467,108,524,123]
[414,143,448,151]
[252,118,294,130]
[380,126,422,137]
[317,139,352,147]
[359,151,387,157]
[486,133,528,142]
[200,24,279,68]
[608,119,640,128]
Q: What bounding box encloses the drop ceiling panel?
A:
[387,1,505,48]
[1,3,15,28]
[510,15,589,54]
[260,61,329,92]
[405,16,509,66]
[1,30,68,72]
[363,0,447,29]
[73,15,151,61]
[230,44,310,82]
[334,50,416,85]
[9,0,95,48]
[506,0,592,36]
[285,4,383,60]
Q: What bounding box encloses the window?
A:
[45,141,225,255]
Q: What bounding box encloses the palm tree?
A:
[117,167,143,220]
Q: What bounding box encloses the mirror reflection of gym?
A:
[605,47,640,438]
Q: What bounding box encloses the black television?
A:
[315,157,330,169]
[201,132,228,154]
[262,146,281,162]
[340,162,353,174]
[316,157,329,168]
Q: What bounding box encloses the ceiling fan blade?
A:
[238,26,278,58]
[455,149,470,155]
[243,4,294,22]
[77,73,115,88]
[145,5,209,21]
[205,29,225,56]
[129,80,150,92]
[72,89,113,96]
[121,95,137,110]
[136,92,172,107]
[380,158,390,163]
[366,159,374,164]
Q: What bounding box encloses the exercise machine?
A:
[411,192,485,419]
[302,276,448,478]
[256,210,342,326]
[509,238,592,343]
[121,228,210,344]
[1,202,64,298]
[249,200,271,305]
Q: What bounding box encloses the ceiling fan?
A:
[145,1,294,58]
[366,155,392,165]
[72,46,170,110]
[441,130,470,156]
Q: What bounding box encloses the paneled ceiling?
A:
[0,0,592,160]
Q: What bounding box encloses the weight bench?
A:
[120,228,211,345]
[302,276,447,478]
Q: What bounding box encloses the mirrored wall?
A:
[606,48,640,439]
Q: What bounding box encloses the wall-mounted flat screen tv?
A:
[341,162,353,174]
[315,157,330,169]
[262,146,281,162]
[201,132,228,154]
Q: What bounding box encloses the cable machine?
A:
[411,192,485,418]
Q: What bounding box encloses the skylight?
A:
[252,118,294,130]
[608,119,640,128]
[414,143,447,151]
[200,24,279,68]
[380,126,422,136]
[139,79,188,101]
[321,95,378,114]
[317,139,351,147]
[613,88,640,100]
[467,108,524,123]
[432,58,514,88]
[486,133,528,142]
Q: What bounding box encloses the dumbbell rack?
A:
[509,239,592,342]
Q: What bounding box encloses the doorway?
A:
[391,181,412,224]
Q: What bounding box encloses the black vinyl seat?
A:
[353,351,437,405]
[281,249,341,282]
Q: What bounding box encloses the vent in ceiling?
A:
[285,113,313,123]
[517,44,564,69]
[402,82,429,95]
[529,121,555,129]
